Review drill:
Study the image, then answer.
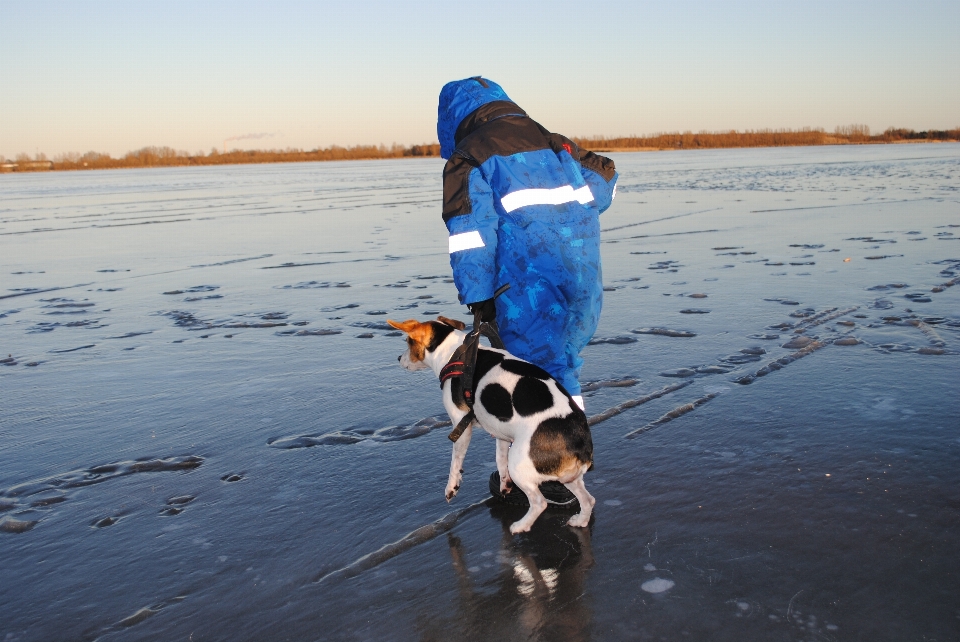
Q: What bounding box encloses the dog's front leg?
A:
[445,420,474,501]
[496,439,513,493]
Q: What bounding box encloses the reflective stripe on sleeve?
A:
[448,230,485,253]
[612,181,618,200]
[500,185,594,213]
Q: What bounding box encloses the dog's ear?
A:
[387,319,420,333]
[437,316,466,330]
[387,319,432,344]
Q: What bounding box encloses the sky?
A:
[2,0,958,159]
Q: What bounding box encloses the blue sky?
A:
[2,0,958,158]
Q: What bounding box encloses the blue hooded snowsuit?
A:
[437,77,618,397]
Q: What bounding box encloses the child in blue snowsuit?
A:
[437,77,618,408]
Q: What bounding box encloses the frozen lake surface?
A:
[2,144,959,641]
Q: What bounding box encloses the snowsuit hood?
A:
[437,77,516,159]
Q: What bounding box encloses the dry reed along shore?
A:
[3,126,958,173]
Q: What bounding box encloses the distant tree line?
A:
[878,127,960,142]
[0,143,443,172]
[574,126,960,151]
[2,127,958,172]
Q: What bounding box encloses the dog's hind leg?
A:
[563,471,595,528]
[445,418,474,502]
[496,439,513,494]
[507,459,548,534]
[508,477,548,534]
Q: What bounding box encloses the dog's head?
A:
[387,316,466,371]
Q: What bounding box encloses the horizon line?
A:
[3,127,959,174]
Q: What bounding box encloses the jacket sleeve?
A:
[579,150,618,214]
[443,158,499,305]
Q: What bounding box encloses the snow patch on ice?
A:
[641,578,675,593]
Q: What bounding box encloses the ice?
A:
[0,516,38,534]
[703,385,731,395]
[1,146,959,640]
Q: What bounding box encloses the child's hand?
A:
[467,298,496,323]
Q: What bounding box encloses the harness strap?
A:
[459,283,510,401]
[458,331,482,407]
[447,410,475,443]
[441,283,511,442]
[439,360,465,385]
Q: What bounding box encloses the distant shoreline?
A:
[3,127,957,174]
[586,139,953,153]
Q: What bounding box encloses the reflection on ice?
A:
[434,505,595,642]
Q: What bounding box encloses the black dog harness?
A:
[440,284,510,442]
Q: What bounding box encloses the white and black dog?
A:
[387,316,595,533]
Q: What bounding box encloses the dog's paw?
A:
[445,483,460,502]
[499,478,513,494]
[567,513,590,528]
[509,520,531,535]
